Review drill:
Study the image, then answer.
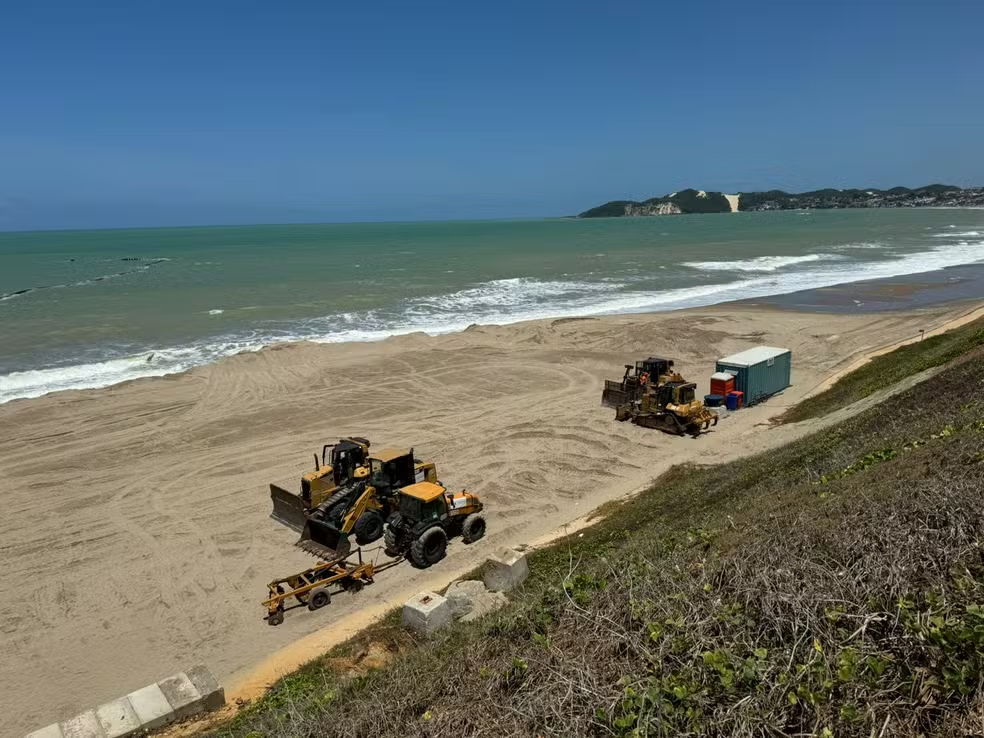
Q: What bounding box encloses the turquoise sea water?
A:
[1,208,983,403]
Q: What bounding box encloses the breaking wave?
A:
[3,234,984,403]
[683,254,840,272]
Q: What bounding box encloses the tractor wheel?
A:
[410,527,448,568]
[383,526,401,557]
[462,514,487,544]
[307,587,331,611]
[353,511,385,545]
[267,609,284,626]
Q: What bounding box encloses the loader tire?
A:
[462,513,487,544]
[307,587,331,611]
[354,511,385,544]
[383,527,401,557]
[410,527,447,568]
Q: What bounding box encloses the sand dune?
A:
[0,303,971,735]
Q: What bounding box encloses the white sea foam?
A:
[831,242,889,251]
[208,309,224,315]
[4,238,984,404]
[933,230,982,238]
[683,254,840,272]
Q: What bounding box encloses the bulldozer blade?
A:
[297,517,353,560]
[270,483,308,532]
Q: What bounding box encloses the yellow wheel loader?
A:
[296,448,438,559]
[269,437,371,531]
[383,481,486,568]
[613,367,717,437]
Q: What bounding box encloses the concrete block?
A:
[59,711,103,738]
[445,580,487,618]
[445,580,508,622]
[709,406,729,420]
[94,697,139,738]
[185,664,226,712]
[25,724,64,738]
[461,590,508,623]
[126,683,174,731]
[157,672,202,720]
[482,548,529,593]
[401,591,452,635]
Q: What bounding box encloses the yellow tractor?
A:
[383,481,486,568]
[614,369,718,437]
[296,448,438,559]
[269,437,371,531]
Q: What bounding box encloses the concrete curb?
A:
[24,664,225,738]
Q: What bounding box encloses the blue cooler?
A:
[725,392,740,411]
[704,394,724,407]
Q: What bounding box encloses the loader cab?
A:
[398,482,449,524]
[368,448,417,495]
[639,357,674,379]
[327,440,368,486]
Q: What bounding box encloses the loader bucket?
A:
[269,484,308,532]
[297,517,352,560]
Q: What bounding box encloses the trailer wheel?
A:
[268,609,284,626]
[410,527,447,568]
[308,587,331,610]
[462,513,487,544]
[354,511,385,544]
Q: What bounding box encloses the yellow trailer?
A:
[263,550,375,626]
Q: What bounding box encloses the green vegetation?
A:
[578,189,732,217]
[577,184,983,217]
[214,322,984,738]
[577,200,637,218]
[783,316,984,423]
[654,188,731,214]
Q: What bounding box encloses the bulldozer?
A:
[269,437,371,532]
[295,448,438,559]
[602,357,675,408]
[615,371,718,437]
[383,481,486,568]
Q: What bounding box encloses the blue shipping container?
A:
[715,346,791,406]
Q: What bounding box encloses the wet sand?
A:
[749,263,984,312]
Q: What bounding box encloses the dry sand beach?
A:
[1,300,982,735]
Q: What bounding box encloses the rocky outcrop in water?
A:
[578,184,984,218]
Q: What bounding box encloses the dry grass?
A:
[215,343,984,738]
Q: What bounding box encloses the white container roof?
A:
[711,371,736,381]
[717,346,790,367]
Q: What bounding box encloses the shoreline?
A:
[3,295,983,735]
[4,261,984,407]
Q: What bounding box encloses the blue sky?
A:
[1,0,982,230]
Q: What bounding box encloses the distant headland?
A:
[577,184,984,218]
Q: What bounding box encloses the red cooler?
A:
[711,372,735,397]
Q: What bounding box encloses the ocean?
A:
[2,208,983,403]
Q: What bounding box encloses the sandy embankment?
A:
[0,302,977,736]
[724,193,740,212]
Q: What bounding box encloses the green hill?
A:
[215,318,984,738]
[578,184,984,217]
